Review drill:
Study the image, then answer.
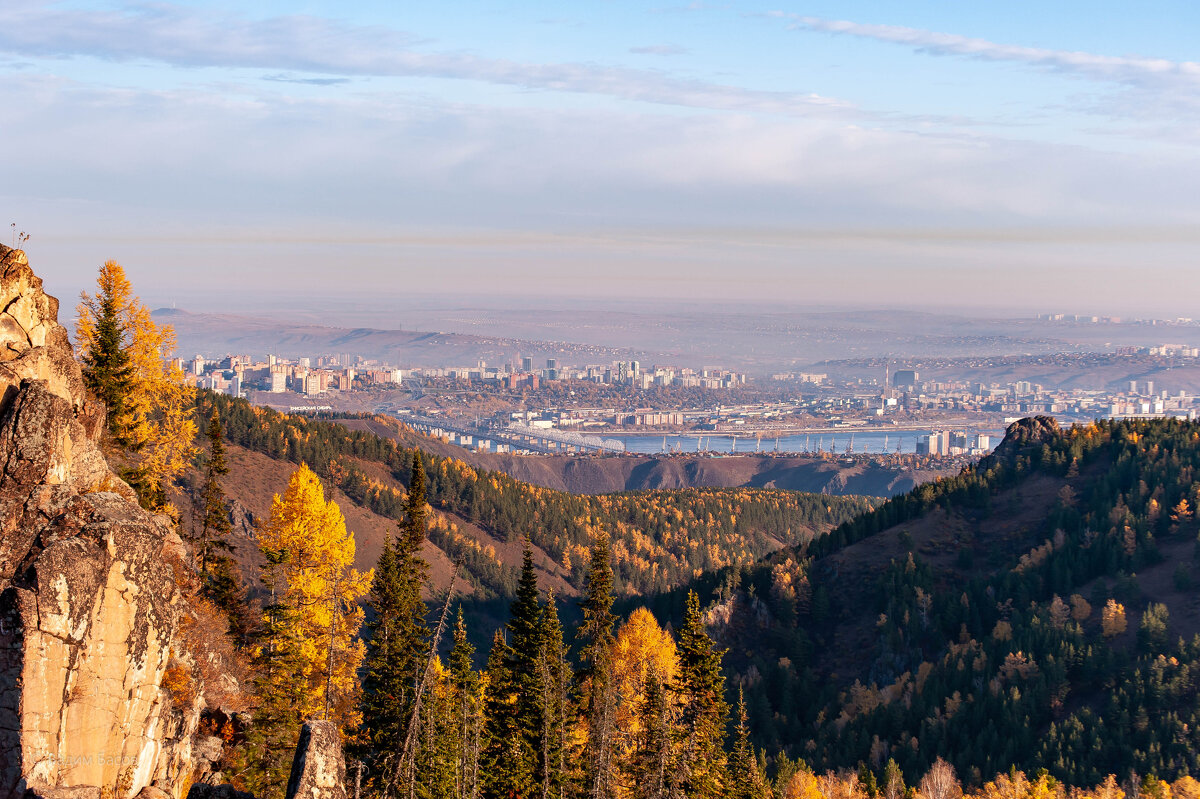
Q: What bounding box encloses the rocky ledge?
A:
[0,245,196,799]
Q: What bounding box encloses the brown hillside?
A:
[337,417,953,497]
[173,444,579,600]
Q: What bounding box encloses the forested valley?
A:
[66,260,1200,799]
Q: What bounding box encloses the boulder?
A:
[284,721,346,799]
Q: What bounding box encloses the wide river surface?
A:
[609,428,1007,455]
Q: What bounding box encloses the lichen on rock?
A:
[0,246,206,799]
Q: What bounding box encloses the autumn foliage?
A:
[76,260,197,509]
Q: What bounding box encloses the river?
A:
[608,428,1007,455]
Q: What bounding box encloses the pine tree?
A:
[511,541,547,786]
[196,407,244,636]
[538,592,575,799]
[578,531,619,799]
[728,688,756,799]
[78,262,134,447]
[361,452,433,797]
[480,543,544,798]
[449,608,483,799]
[197,407,233,573]
[360,536,408,787]
[237,589,308,799]
[633,668,678,799]
[674,590,728,799]
[482,629,536,799]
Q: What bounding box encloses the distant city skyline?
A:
[4,1,1200,313]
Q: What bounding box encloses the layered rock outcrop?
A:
[0,246,199,798]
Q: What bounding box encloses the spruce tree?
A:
[539,591,575,799]
[675,590,729,799]
[449,608,483,799]
[480,543,543,797]
[197,408,242,634]
[578,531,618,799]
[359,535,408,787]
[361,451,433,795]
[237,592,307,799]
[79,278,134,447]
[482,630,536,799]
[728,688,756,799]
[511,541,547,785]
[633,668,677,799]
[197,408,233,572]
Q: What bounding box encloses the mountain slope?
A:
[194,392,878,601]
[648,416,1200,786]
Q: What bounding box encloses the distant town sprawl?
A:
[176,344,1200,459]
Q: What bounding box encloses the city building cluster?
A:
[174,353,402,397]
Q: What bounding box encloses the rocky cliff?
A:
[0,246,202,799]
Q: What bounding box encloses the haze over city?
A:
[4,0,1200,314]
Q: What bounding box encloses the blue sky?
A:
[3,1,1199,313]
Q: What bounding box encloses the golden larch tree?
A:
[257,463,373,727]
[1101,600,1127,639]
[76,260,197,510]
[612,606,679,795]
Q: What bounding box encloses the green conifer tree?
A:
[728,688,756,799]
[482,629,537,799]
[236,559,307,799]
[359,535,408,790]
[380,452,434,794]
[197,408,233,572]
[511,541,548,780]
[632,667,678,799]
[674,590,728,799]
[79,278,135,447]
[578,532,618,799]
[538,592,575,799]
[449,608,483,799]
[196,408,245,637]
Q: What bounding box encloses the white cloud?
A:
[776,13,1200,91]
[0,2,849,117]
[4,71,1198,235]
[630,45,689,56]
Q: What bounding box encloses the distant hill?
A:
[152,307,648,366]
[646,415,1200,785]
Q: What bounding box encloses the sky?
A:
[2,0,1199,314]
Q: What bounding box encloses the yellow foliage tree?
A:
[782,768,825,799]
[1101,600,1127,639]
[1069,595,1092,622]
[76,260,197,510]
[971,770,1063,799]
[257,463,373,727]
[1171,776,1200,799]
[611,607,678,794]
